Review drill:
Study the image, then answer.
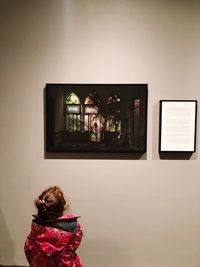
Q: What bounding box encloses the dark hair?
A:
[35,186,68,220]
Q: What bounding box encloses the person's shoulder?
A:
[57,214,81,232]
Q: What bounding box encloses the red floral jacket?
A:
[24,214,83,267]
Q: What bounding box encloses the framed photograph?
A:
[45,84,148,153]
[159,100,197,152]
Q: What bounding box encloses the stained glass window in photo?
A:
[66,93,80,104]
[66,93,81,132]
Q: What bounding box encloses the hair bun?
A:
[35,186,67,220]
[39,199,45,205]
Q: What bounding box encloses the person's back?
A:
[24,186,83,267]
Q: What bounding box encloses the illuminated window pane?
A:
[84,91,101,105]
[66,114,74,132]
[85,105,99,114]
[66,114,82,132]
[117,120,121,132]
[77,115,81,131]
[66,105,80,113]
[65,93,82,132]
[85,96,94,104]
[106,116,121,132]
[66,93,80,104]
[84,115,89,131]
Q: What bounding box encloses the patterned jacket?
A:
[24,214,83,267]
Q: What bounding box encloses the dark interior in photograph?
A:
[45,84,148,153]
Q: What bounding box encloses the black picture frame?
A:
[45,84,148,153]
[159,100,197,153]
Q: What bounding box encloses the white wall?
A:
[0,0,200,266]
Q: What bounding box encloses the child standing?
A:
[24,186,83,267]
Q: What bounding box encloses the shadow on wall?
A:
[45,151,146,160]
[80,236,133,267]
[0,209,15,265]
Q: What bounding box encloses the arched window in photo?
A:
[65,93,82,132]
[84,91,104,142]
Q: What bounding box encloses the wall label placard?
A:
[159,100,197,152]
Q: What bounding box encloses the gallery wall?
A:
[0,0,200,266]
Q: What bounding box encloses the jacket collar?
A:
[32,213,80,221]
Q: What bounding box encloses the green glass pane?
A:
[107,116,121,132]
[66,93,80,104]
[76,115,80,131]
[68,114,74,132]
[66,114,82,132]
